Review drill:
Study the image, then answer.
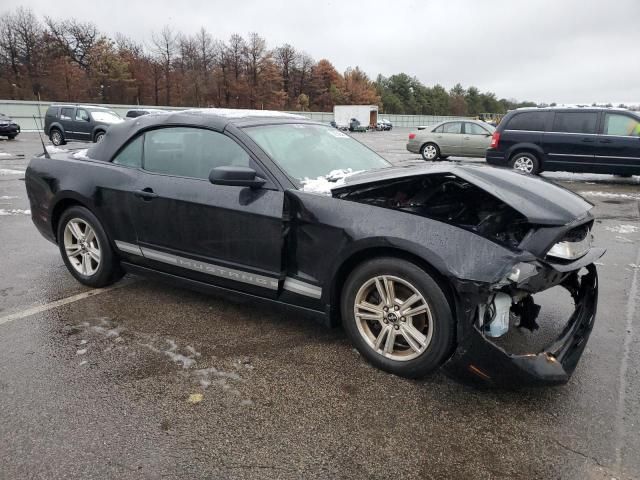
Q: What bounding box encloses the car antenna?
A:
[34,92,50,159]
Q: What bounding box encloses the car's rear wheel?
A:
[94,131,105,143]
[50,129,65,146]
[7,134,16,140]
[57,206,123,288]
[509,152,540,174]
[421,142,439,161]
[341,257,455,378]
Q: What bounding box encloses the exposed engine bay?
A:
[335,173,533,249]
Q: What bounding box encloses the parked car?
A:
[486,107,640,175]
[381,118,393,130]
[407,120,495,160]
[44,105,124,146]
[125,108,169,119]
[349,117,367,132]
[25,109,602,386]
[0,113,20,139]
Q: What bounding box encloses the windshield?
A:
[245,123,390,183]
[90,111,122,123]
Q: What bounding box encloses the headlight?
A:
[547,230,592,260]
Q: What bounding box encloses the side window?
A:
[442,122,462,134]
[143,127,251,180]
[112,135,143,168]
[60,107,74,120]
[432,125,444,133]
[465,123,490,135]
[75,109,89,122]
[552,112,598,134]
[604,114,640,137]
[506,112,549,131]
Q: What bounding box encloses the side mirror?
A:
[209,166,265,189]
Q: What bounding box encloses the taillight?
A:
[490,131,500,149]
[408,133,416,140]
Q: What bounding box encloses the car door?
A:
[595,112,640,174]
[542,111,599,171]
[433,122,463,155]
[73,108,93,141]
[131,126,285,298]
[58,107,76,140]
[462,122,493,157]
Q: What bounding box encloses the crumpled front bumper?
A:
[443,263,599,387]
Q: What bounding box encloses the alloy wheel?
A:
[513,156,534,173]
[51,131,62,146]
[353,275,434,361]
[63,218,101,276]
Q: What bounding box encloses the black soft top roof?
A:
[87,108,310,161]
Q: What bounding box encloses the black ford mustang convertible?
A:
[25,109,603,386]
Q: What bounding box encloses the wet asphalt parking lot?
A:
[1,130,639,479]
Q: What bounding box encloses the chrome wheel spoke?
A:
[401,324,427,353]
[374,278,388,305]
[65,245,82,257]
[69,221,84,240]
[383,327,396,353]
[85,228,95,243]
[375,325,391,350]
[87,246,100,263]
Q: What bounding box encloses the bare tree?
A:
[45,17,99,71]
[274,43,297,105]
[151,25,176,104]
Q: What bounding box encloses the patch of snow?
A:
[46,146,68,153]
[186,108,306,119]
[0,209,30,216]
[0,196,18,200]
[605,225,639,234]
[0,168,24,176]
[581,191,640,200]
[76,348,87,355]
[71,149,90,160]
[630,264,639,269]
[300,169,363,195]
[79,360,88,366]
[0,152,10,157]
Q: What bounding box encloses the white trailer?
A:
[333,105,378,129]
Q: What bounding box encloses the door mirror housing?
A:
[209,166,265,189]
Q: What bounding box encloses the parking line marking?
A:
[614,236,640,471]
[0,283,129,326]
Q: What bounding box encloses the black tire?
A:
[7,135,16,140]
[421,142,440,161]
[341,257,455,378]
[508,151,541,175]
[94,131,105,143]
[439,155,449,160]
[57,206,123,288]
[50,128,65,146]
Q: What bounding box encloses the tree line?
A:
[2,7,631,115]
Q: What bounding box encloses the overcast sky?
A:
[16,0,640,104]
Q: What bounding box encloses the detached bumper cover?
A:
[443,264,598,387]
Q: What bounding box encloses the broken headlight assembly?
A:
[546,226,592,260]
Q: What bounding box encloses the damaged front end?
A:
[444,257,600,387]
[332,165,603,386]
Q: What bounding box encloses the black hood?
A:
[332,164,593,226]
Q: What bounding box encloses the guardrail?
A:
[0,99,472,131]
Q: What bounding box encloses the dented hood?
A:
[331,164,593,226]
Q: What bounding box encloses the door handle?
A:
[134,188,158,200]
[599,139,613,143]
[464,136,470,140]
[581,138,595,143]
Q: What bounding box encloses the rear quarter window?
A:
[505,112,550,131]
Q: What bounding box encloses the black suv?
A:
[44,105,123,146]
[486,107,640,175]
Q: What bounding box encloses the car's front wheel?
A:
[57,206,123,288]
[509,152,540,174]
[94,131,105,143]
[341,258,455,378]
[421,142,440,161]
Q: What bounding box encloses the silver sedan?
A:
[407,120,495,161]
